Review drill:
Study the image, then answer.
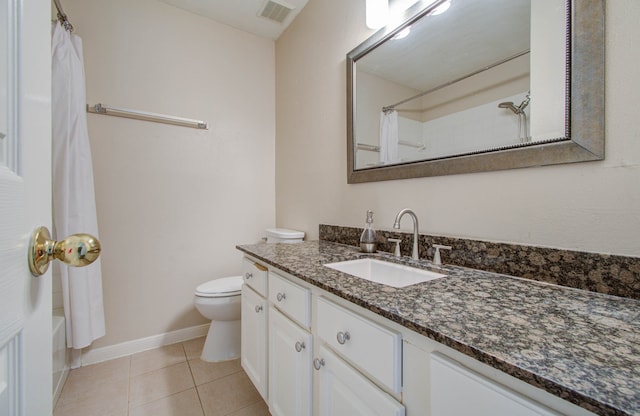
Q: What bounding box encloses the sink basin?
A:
[324,258,446,288]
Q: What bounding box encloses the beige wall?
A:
[276,0,640,257]
[63,0,276,349]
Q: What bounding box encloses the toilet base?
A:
[201,319,241,362]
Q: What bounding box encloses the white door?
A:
[0,0,52,415]
[316,345,404,416]
[268,307,312,416]
[241,284,268,400]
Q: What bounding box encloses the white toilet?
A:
[265,227,305,243]
[194,228,305,362]
[193,276,243,362]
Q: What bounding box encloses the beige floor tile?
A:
[129,361,195,408]
[53,379,129,416]
[59,356,130,397]
[129,388,204,416]
[183,336,205,360]
[188,358,242,386]
[56,357,130,408]
[130,343,187,376]
[198,371,262,416]
[227,400,271,416]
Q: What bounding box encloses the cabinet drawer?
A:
[269,272,311,329]
[317,297,401,394]
[242,257,268,297]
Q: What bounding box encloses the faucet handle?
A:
[432,244,452,266]
[388,238,402,257]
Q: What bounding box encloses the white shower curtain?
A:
[52,22,105,349]
[379,110,399,165]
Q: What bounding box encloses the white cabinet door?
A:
[431,353,560,416]
[241,284,268,400]
[269,307,312,416]
[316,345,405,416]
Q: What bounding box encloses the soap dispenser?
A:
[360,210,377,253]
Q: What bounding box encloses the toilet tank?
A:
[266,228,305,243]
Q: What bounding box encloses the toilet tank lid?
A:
[195,276,243,296]
[266,228,305,239]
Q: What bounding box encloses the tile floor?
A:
[54,337,270,416]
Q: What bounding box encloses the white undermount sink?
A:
[324,258,446,288]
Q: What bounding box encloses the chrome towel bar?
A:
[86,103,208,130]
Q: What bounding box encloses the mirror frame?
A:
[347,0,604,183]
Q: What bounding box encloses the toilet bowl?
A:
[193,276,243,362]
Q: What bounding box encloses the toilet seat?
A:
[195,276,243,298]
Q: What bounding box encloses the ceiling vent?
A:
[258,0,295,24]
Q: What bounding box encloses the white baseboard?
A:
[79,324,209,367]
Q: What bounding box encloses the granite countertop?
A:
[237,240,640,416]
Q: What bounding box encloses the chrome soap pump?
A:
[360,210,377,253]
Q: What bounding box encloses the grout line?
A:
[183,340,207,415]
[127,355,132,416]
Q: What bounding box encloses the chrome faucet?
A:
[393,208,420,260]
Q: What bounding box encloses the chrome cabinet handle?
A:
[28,226,101,277]
[313,358,325,370]
[276,292,286,302]
[244,272,253,279]
[336,331,350,345]
[254,305,263,313]
[295,341,306,352]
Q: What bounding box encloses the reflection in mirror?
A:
[347,0,603,184]
[353,0,567,169]
[0,0,7,166]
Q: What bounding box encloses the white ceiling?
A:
[358,0,531,92]
[158,0,309,40]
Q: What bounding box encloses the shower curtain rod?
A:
[87,103,209,130]
[382,49,530,113]
[53,0,74,32]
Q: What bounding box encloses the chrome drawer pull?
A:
[336,331,351,345]
[244,272,253,279]
[254,305,263,313]
[295,341,306,352]
[313,358,325,370]
[276,292,286,302]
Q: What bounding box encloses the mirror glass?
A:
[0,0,8,167]
[347,0,604,183]
[352,0,568,169]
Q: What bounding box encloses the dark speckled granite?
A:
[319,224,640,300]
[237,240,640,416]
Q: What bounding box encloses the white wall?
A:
[420,92,531,158]
[276,0,640,258]
[62,0,276,349]
[530,0,567,139]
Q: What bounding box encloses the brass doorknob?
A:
[28,226,101,276]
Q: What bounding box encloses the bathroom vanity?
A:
[237,241,640,416]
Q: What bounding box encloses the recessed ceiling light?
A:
[393,26,411,40]
[430,0,451,16]
[366,0,389,29]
